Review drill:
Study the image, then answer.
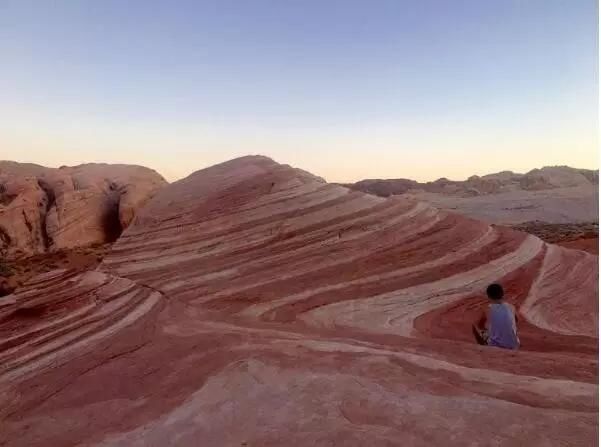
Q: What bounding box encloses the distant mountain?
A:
[342,166,598,224]
[342,166,598,198]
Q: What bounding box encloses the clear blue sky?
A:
[0,0,597,182]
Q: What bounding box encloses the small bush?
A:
[0,260,13,277]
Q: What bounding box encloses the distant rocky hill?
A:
[343,166,598,224]
[343,166,598,197]
[0,161,167,258]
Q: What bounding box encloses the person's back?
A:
[472,283,520,350]
[487,301,519,349]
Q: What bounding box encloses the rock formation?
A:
[0,162,167,258]
[344,166,599,224]
[0,156,597,446]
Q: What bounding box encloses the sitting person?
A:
[472,283,520,350]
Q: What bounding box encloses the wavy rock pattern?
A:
[0,156,597,446]
[0,269,162,383]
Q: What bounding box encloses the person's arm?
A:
[475,308,487,330]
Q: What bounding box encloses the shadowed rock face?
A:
[344,166,599,224]
[0,156,597,446]
[0,162,167,258]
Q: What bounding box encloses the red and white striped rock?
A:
[0,156,597,446]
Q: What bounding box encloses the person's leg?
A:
[472,324,488,345]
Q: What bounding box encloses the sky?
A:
[0,0,598,182]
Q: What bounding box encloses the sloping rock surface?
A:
[0,162,167,258]
[0,156,597,446]
[345,166,599,224]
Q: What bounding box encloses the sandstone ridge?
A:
[0,156,597,446]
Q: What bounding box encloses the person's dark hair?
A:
[486,283,504,300]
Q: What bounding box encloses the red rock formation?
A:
[0,156,597,446]
[0,162,167,258]
[557,237,598,254]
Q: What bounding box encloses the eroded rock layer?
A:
[0,156,597,446]
[0,161,167,258]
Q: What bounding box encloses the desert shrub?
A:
[0,259,13,277]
